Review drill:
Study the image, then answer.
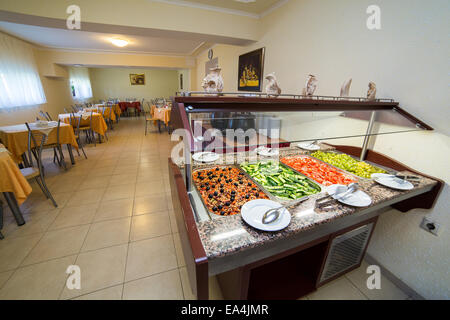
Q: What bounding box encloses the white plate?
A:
[241,199,291,232]
[192,152,219,163]
[297,142,320,151]
[371,173,414,190]
[326,184,372,207]
[255,146,279,157]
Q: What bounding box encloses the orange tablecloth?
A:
[0,144,32,205]
[0,123,79,163]
[85,107,117,122]
[59,112,108,137]
[151,105,171,126]
[94,104,121,118]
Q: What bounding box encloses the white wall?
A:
[195,0,450,299]
[89,67,179,102]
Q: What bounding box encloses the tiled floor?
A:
[0,117,410,300]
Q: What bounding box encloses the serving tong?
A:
[262,196,310,224]
[385,174,420,182]
[315,183,359,208]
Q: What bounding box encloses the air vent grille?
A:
[319,223,374,284]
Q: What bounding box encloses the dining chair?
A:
[70,113,87,159]
[143,102,159,135]
[79,111,96,146]
[39,111,51,121]
[105,106,114,130]
[24,123,58,207]
[31,119,65,170]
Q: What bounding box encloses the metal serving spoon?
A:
[262,197,310,225]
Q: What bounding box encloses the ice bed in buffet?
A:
[167,94,443,300]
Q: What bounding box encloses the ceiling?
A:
[0,21,206,55]
[154,0,284,15]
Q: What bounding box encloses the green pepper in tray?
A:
[240,161,321,200]
[311,151,387,179]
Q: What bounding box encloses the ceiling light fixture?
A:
[234,0,256,3]
[110,38,128,47]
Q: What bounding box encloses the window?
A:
[0,33,47,109]
[69,67,93,100]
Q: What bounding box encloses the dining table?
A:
[84,106,117,122]
[93,104,122,119]
[0,122,79,164]
[118,101,142,114]
[151,105,171,132]
[0,143,31,226]
[59,112,108,138]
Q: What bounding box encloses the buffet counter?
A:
[168,95,442,300]
[169,145,440,300]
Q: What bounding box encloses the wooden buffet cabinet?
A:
[167,95,443,300]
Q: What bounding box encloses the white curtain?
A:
[69,67,93,100]
[0,33,47,109]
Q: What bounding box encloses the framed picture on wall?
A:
[130,73,145,85]
[238,48,265,92]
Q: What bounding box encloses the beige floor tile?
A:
[165,192,174,209]
[136,171,166,182]
[94,198,134,222]
[102,184,136,201]
[0,255,76,300]
[130,212,171,242]
[66,188,105,207]
[173,233,186,267]
[89,165,116,177]
[0,271,14,290]
[22,225,89,266]
[346,261,409,300]
[125,235,177,282]
[133,194,168,215]
[169,210,178,234]
[109,173,137,187]
[139,154,160,163]
[0,234,42,272]
[73,285,123,300]
[138,162,161,170]
[123,269,183,300]
[308,277,368,300]
[2,210,59,239]
[49,176,84,193]
[25,192,71,214]
[116,156,141,165]
[94,159,119,169]
[179,268,223,300]
[134,180,166,197]
[60,244,128,299]
[113,164,139,175]
[78,175,112,190]
[49,204,97,230]
[179,267,196,300]
[81,218,131,252]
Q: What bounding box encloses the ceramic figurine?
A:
[302,74,318,96]
[367,82,377,100]
[265,73,281,97]
[340,78,352,97]
[201,66,224,94]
